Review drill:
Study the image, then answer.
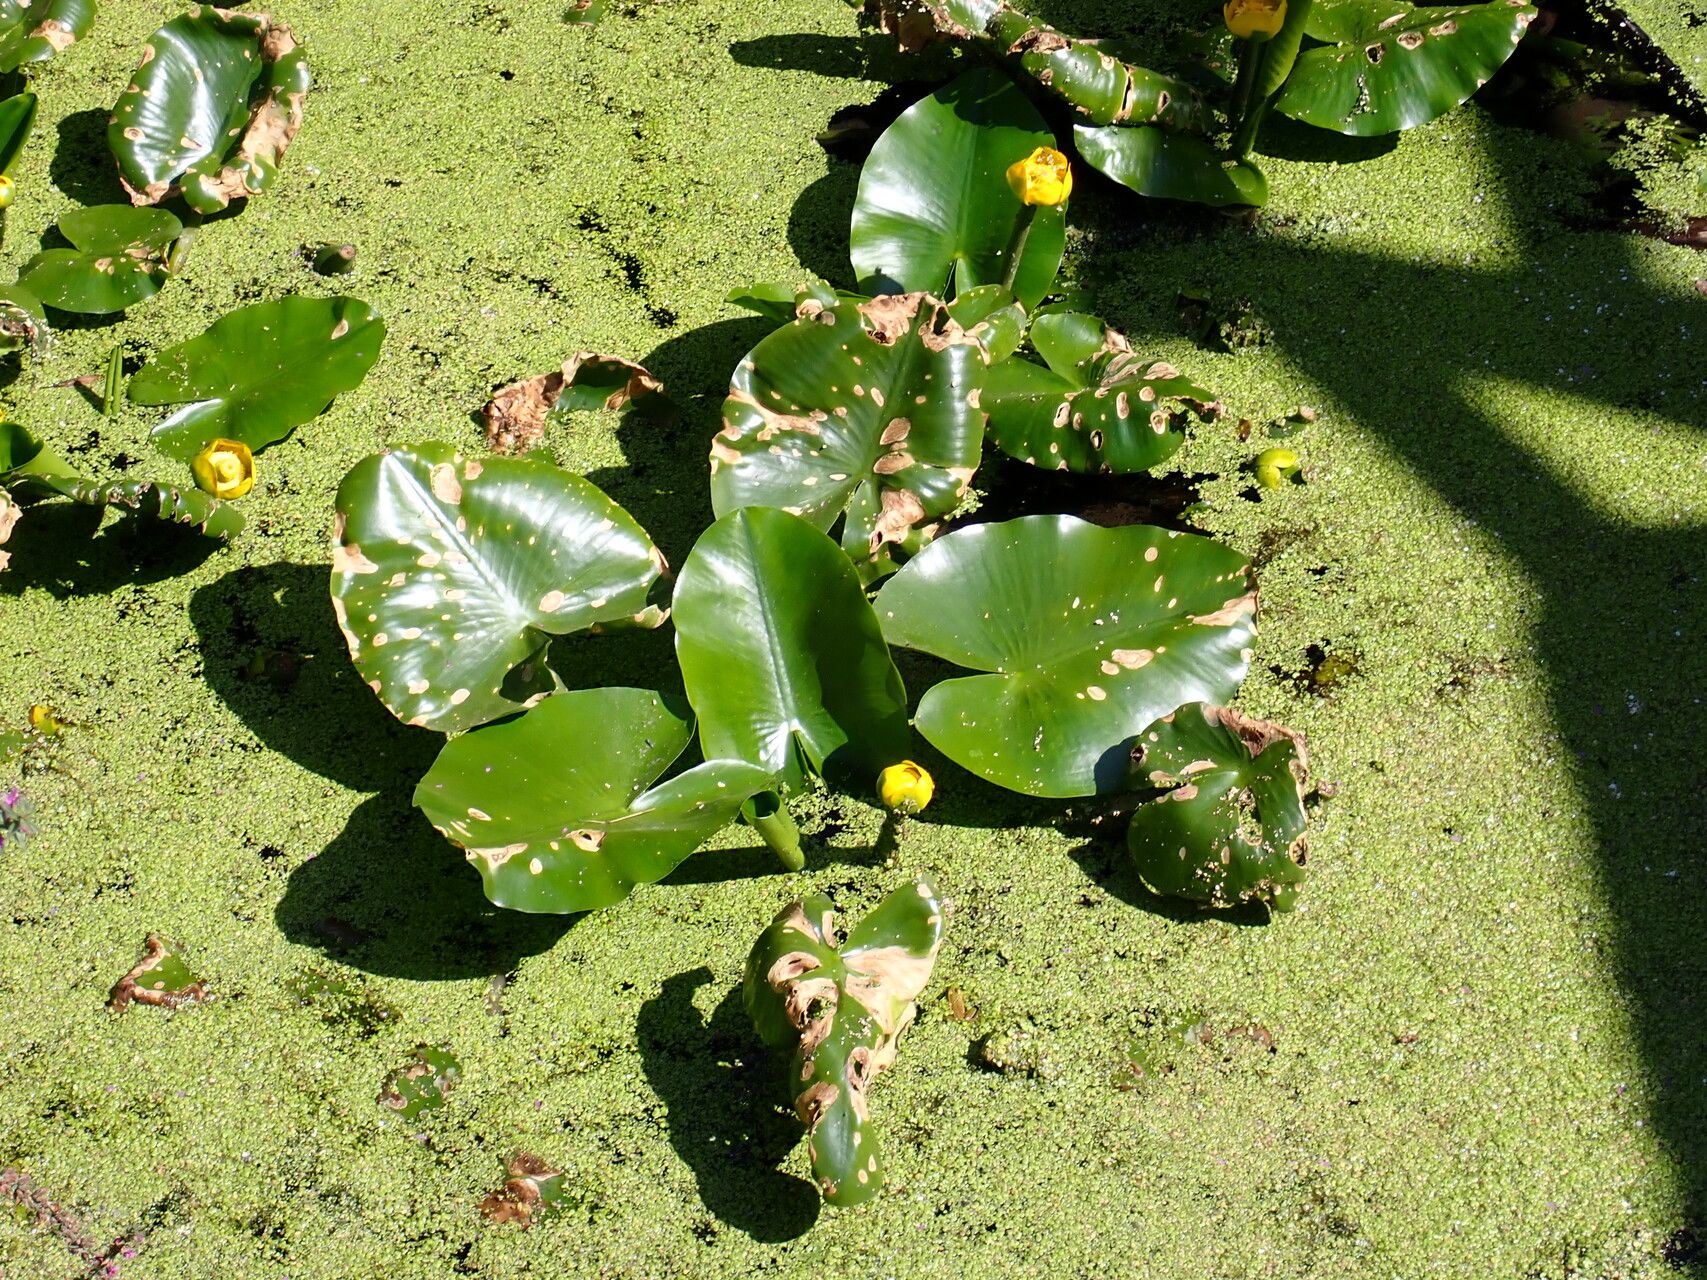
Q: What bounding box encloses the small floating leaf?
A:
[20,206,183,315]
[744,876,946,1207]
[108,935,209,1012]
[480,1153,577,1226]
[483,352,671,456]
[1127,703,1309,910]
[132,295,386,462]
[330,445,665,734]
[378,1044,461,1120]
[414,688,773,914]
[875,516,1257,797]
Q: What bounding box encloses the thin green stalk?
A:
[101,345,122,420]
[998,203,1038,296]
[743,791,804,871]
[1228,40,1267,160]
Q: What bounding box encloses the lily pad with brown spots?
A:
[331,445,665,734]
[984,310,1219,474]
[875,515,1256,797]
[1127,703,1309,910]
[1275,0,1537,136]
[378,1044,461,1120]
[108,935,209,1012]
[744,876,946,1207]
[0,0,95,73]
[710,292,987,576]
[414,688,773,914]
[19,206,183,315]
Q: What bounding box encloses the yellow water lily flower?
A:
[0,175,14,211]
[1225,0,1287,40]
[1005,147,1073,207]
[877,760,935,815]
[191,438,255,500]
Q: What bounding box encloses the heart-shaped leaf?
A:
[711,293,987,574]
[1074,124,1269,208]
[0,91,36,174]
[851,68,1065,309]
[415,688,774,914]
[131,296,386,461]
[1127,703,1309,910]
[985,312,1218,474]
[674,507,910,792]
[875,515,1256,797]
[744,875,945,1207]
[20,206,182,314]
[0,0,95,73]
[1275,0,1537,136]
[110,7,310,213]
[331,445,665,734]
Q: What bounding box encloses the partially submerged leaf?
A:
[744,876,946,1207]
[1074,125,1269,209]
[564,0,608,26]
[330,445,665,734]
[131,296,386,462]
[851,68,1065,309]
[1127,703,1309,910]
[378,1044,461,1120]
[0,92,36,175]
[0,489,16,572]
[0,0,95,73]
[674,507,911,792]
[875,516,1257,797]
[483,352,671,456]
[108,935,209,1012]
[984,312,1219,474]
[0,285,47,358]
[711,292,987,574]
[480,1153,577,1226]
[20,206,183,315]
[1275,0,1537,136]
[414,688,773,914]
[110,7,311,213]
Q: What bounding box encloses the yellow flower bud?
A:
[0,175,14,211]
[1224,0,1287,40]
[1005,147,1073,208]
[191,438,255,500]
[877,760,935,815]
[28,704,66,736]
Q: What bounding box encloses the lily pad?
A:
[480,1153,578,1226]
[110,7,310,213]
[108,935,209,1012]
[744,876,946,1207]
[0,91,35,175]
[0,0,95,73]
[673,507,910,792]
[131,296,386,462]
[482,352,671,456]
[851,68,1065,309]
[875,515,1257,797]
[711,292,987,574]
[1127,703,1309,910]
[330,445,665,734]
[1074,124,1269,208]
[20,206,182,315]
[1275,0,1537,136]
[414,688,773,914]
[378,1044,461,1120]
[984,311,1218,473]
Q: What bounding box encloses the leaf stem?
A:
[998,203,1038,297]
[101,345,122,420]
[743,791,804,871]
[1228,40,1266,160]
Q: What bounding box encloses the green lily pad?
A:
[331,445,666,735]
[1275,0,1537,136]
[712,293,987,574]
[1074,124,1269,209]
[108,935,209,1012]
[110,7,310,213]
[1127,703,1309,910]
[0,91,36,175]
[0,0,95,73]
[131,296,386,462]
[20,206,182,315]
[984,311,1218,474]
[673,507,911,792]
[875,515,1257,797]
[851,68,1065,310]
[379,1044,461,1120]
[744,876,946,1207]
[414,688,774,914]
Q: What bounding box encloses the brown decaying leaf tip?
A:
[107,934,209,1012]
[482,353,666,455]
[478,1152,562,1227]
